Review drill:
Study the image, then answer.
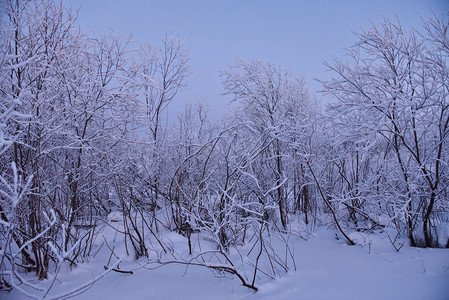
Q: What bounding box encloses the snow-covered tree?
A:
[323,14,449,247]
[221,59,312,230]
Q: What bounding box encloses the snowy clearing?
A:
[3,222,448,300]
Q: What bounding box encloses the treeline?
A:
[0,0,448,292]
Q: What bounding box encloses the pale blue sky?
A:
[64,0,448,120]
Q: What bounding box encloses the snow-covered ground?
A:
[3,220,449,300]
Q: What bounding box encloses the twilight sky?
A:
[64,0,448,120]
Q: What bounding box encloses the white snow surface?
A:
[3,221,448,300]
